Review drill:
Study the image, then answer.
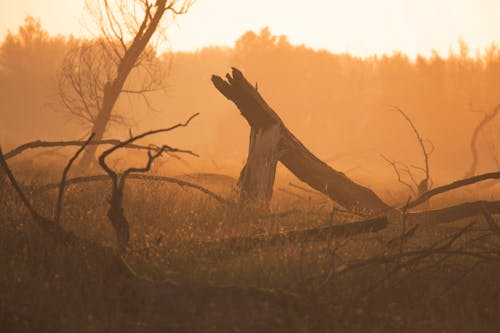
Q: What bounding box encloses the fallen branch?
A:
[31,174,231,205]
[192,216,388,257]
[407,171,500,209]
[337,222,478,274]
[212,69,500,227]
[407,200,500,225]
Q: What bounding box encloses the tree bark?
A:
[212,68,389,214]
[239,124,281,208]
[78,84,116,168]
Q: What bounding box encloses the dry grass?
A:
[0,166,499,332]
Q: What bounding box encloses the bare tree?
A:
[97,113,198,252]
[57,0,193,169]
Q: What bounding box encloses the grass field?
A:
[0,165,499,332]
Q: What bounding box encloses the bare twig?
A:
[99,113,199,165]
[387,105,431,184]
[380,154,417,197]
[55,134,95,224]
[386,105,432,199]
[466,104,500,177]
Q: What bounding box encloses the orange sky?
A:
[1,0,500,57]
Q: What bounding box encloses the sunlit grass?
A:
[0,167,499,332]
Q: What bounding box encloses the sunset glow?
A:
[2,1,500,331]
[1,0,500,57]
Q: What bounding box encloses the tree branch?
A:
[4,138,190,160]
[466,104,500,177]
[31,174,230,205]
[55,133,95,224]
[407,171,500,209]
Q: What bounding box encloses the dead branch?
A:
[31,174,230,205]
[212,68,389,214]
[1,145,163,281]
[337,222,479,275]
[0,148,70,239]
[407,171,500,209]
[192,216,388,257]
[466,104,500,177]
[55,134,95,224]
[99,113,199,162]
[98,113,199,252]
[212,68,500,229]
[385,106,432,202]
[388,105,431,187]
[380,154,417,197]
[407,200,500,225]
[4,138,184,160]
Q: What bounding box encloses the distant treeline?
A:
[1,19,500,180]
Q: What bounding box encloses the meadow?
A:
[1,157,498,332]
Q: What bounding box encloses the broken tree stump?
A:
[212,68,390,214]
[239,124,281,207]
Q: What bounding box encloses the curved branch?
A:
[407,171,500,209]
[31,174,231,205]
[4,138,185,160]
[55,133,95,224]
[98,112,199,165]
[466,104,500,177]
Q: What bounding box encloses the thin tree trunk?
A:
[77,2,171,169]
[78,85,117,169]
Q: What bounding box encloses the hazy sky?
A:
[1,0,500,57]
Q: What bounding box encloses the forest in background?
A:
[1,13,500,332]
[1,17,500,187]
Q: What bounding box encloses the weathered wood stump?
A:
[238,124,281,207]
[212,68,389,214]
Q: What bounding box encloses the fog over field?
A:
[1,2,499,332]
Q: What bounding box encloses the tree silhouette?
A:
[57,0,193,169]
